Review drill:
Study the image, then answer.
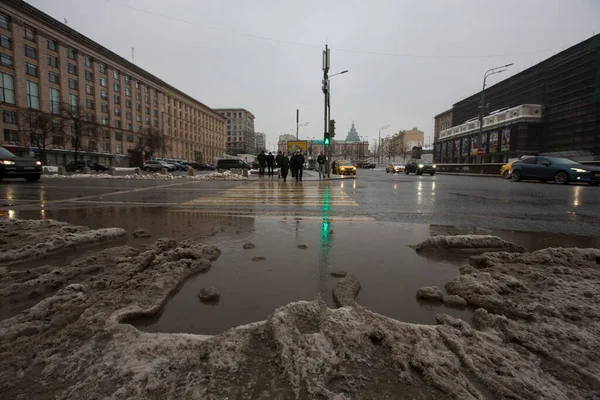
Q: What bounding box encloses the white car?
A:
[143,160,175,172]
[386,163,405,173]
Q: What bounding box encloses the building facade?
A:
[0,0,226,166]
[215,108,255,155]
[434,34,600,164]
[433,109,452,143]
[255,131,266,153]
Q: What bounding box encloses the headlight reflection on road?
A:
[8,210,15,219]
[417,181,423,210]
[571,186,582,207]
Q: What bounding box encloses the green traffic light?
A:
[324,137,330,145]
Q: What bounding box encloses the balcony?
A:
[439,104,542,140]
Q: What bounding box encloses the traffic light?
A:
[324,133,330,146]
[329,119,336,138]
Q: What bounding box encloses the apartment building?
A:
[255,132,266,153]
[0,0,226,166]
[214,108,255,155]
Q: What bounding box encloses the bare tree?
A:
[60,102,100,161]
[136,126,169,160]
[17,109,63,165]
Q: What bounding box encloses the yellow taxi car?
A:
[335,160,357,175]
[500,156,535,179]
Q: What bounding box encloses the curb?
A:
[437,172,502,178]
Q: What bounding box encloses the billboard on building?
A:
[501,128,511,151]
[470,134,481,155]
[453,140,460,158]
[287,140,308,154]
[489,131,499,153]
[461,137,470,156]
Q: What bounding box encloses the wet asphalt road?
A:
[1,170,599,236]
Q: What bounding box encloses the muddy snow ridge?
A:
[2,228,600,399]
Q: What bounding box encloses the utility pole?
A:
[296,109,299,140]
[322,45,330,177]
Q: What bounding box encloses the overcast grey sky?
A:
[30,0,600,150]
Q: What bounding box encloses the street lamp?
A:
[329,70,348,78]
[479,63,513,147]
[378,125,390,164]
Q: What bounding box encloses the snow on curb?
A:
[42,171,249,181]
[412,234,525,253]
[0,219,126,265]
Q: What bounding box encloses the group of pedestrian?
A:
[257,150,310,182]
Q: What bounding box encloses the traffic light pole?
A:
[323,45,330,178]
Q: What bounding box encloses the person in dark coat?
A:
[279,153,290,182]
[266,152,275,177]
[257,150,267,177]
[275,151,284,178]
[291,151,305,182]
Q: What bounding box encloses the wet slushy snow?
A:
[1,223,600,399]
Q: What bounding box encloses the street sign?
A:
[477,148,485,156]
[29,147,35,157]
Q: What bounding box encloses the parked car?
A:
[334,160,357,175]
[0,145,42,182]
[216,159,252,170]
[404,159,436,176]
[143,160,175,172]
[65,160,88,172]
[510,156,600,185]
[364,163,376,169]
[89,162,109,172]
[198,163,216,171]
[386,163,405,173]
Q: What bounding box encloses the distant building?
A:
[345,121,360,142]
[255,132,266,153]
[386,128,424,162]
[277,134,298,153]
[214,108,255,155]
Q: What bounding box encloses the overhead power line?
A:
[103,0,554,59]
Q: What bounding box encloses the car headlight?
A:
[418,164,424,168]
[570,168,588,173]
[36,161,42,166]
[433,164,437,168]
[1,160,15,165]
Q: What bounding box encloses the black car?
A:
[197,163,215,171]
[216,159,252,170]
[89,162,109,171]
[0,146,42,182]
[404,159,437,176]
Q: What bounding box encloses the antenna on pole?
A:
[132,47,135,64]
[63,18,68,25]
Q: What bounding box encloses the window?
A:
[127,122,132,131]
[145,96,149,104]
[103,130,110,139]
[125,87,130,96]
[114,107,120,116]
[3,110,17,123]
[135,81,139,89]
[85,70,93,81]
[101,116,108,125]
[145,116,150,124]
[124,75,130,84]
[68,63,77,75]
[69,93,78,112]
[145,107,150,114]
[136,125,142,132]
[113,83,120,91]
[86,112,94,123]
[49,71,59,84]
[24,45,37,59]
[24,26,35,41]
[84,56,93,67]
[49,87,60,113]
[135,92,140,100]
[114,120,121,128]
[100,90,108,100]
[99,63,106,74]
[114,95,120,105]
[125,99,131,108]
[0,15,9,30]
[144,86,148,93]
[0,54,12,68]
[126,133,133,143]
[116,143,122,154]
[100,77,107,87]
[48,55,58,67]
[0,34,10,49]
[153,99,158,107]
[113,70,119,80]
[104,142,111,153]
[154,120,158,128]
[27,81,40,109]
[154,110,158,117]
[136,103,141,111]
[85,85,93,95]
[47,38,57,51]
[126,111,132,120]
[25,62,37,76]
[86,99,94,109]
[68,78,78,90]
[67,48,76,60]
[101,103,108,113]
[115,132,122,141]
[136,114,141,122]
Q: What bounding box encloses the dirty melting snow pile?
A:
[43,171,249,181]
[1,232,600,399]
[0,219,125,264]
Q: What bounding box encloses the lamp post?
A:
[479,63,513,158]
[378,125,390,164]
